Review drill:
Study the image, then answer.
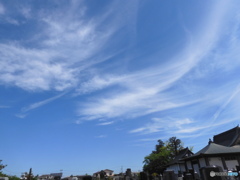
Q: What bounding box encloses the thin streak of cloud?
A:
[21,92,66,113]
[134,117,239,143]
[129,118,194,134]
[97,121,114,126]
[95,135,107,138]
[0,3,5,15]
[213,84,240,121]
[0,105,10,108]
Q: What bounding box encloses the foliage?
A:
[166,137,184,159]
[21,169,38,180]
[82,176,92,180]
[143,137,184,175]
[0,160,8,177]
[139,172,148,180]
[99,170,106,179]
[189,146,194,152]
[152,173,158,177]
[0,172,8,177]
[0,160,7,172]
[9,176,21,180]
[0,160,22,180]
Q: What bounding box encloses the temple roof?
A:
[168,147,194,165]
[213,125,240,147]
[183,143,240,160]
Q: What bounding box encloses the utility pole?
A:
[27,168,32,180]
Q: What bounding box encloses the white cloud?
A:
[76,0,238,124]
[131,116,239,142]
[97,121,114,126]
[0,105,10,108]
[0,1,137,92]
[16,92,66,118]
[129,118,194,134]
[0,3,5,15]
[213,84,240,121]
[95,135,107,138]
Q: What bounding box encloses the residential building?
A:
[93,169,114,178]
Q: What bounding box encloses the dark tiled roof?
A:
[94,169,113,174]
[39,175,50,178]
[103,169,113,172]
[213,125,240,147]
[183,143,240,160]
[50,173,62,177]
[168,147,194,165]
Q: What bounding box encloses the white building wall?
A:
[179,164,186,172]
[167,164,179,174]
[208,157,224,169]
[0,178,9,180]
[186,161,192,169]
[199,158,206,168]
[225,160,238,170]
[193,163,200,175]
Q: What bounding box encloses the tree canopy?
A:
[143,137,184,175]
[0,160,7,171]
[0,160,7,177]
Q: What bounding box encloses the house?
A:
[38,173,62,180]
[38,174,51,180]
[166,147,194,174]
[112,169,139,180]
[93,169,114,178]
[183,141,240,176]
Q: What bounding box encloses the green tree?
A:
[166,136,184,158]
[143,137,184,175]
[9,176,21,180]
[0,160,7,177]
[99,170,106,180]
[0,160,7,172]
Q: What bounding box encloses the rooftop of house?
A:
[213,125,240,147]
[38,175,51,178]
[103,169,113,172]
[93,169,114,174]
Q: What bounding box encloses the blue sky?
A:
[1,0,240,177]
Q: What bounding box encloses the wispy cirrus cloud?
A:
[95,135,107,138]
[0,3,5,15]
[0,1,138,92]
[16,92,66,118]
[97,121,114,126]
[76,1,240,127]
[130,118,194,134]
[212,84,240,121]
[132,117,239,143]
[0,105,10,108]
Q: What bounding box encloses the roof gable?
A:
[168,147,194,165]
[213,126,240,146]
[183,143,240,160]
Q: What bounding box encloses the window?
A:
[225,156,236,160]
